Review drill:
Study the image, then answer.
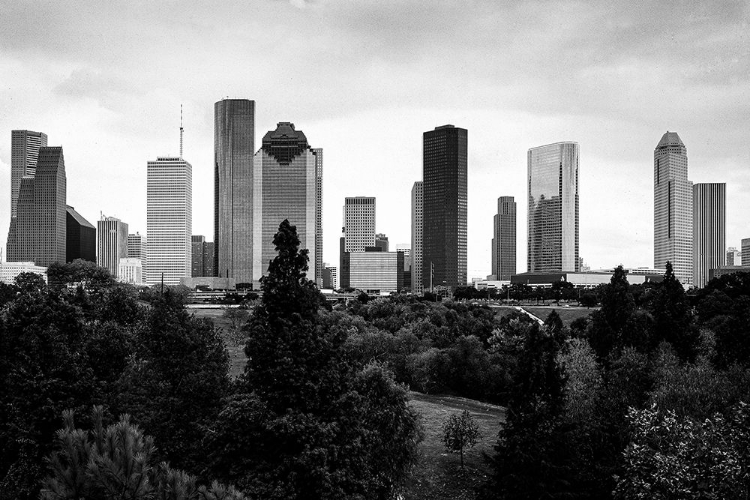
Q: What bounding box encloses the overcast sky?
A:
[1,0,748,279]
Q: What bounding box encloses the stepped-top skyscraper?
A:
[492,196,516,280]
[252,122,322,286]
[422,125,467,291]
[693,183,725,288]
[527,142,579,273]
[654,131,693,285]
[214,99,254,282]
[8,146,66,266]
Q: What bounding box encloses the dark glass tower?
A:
[66,206,96,262]
[214,99,254,283]
[492,196,516,280]
[422,125,467,291]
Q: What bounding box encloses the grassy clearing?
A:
[404,392,505,499]
[522,306,593,326]
[192,308,248,378]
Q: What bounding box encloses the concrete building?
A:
[66,206,96,263]
[215,99,255,283]
[726,247,741,266]
[146,156,192,285]
[422,125,467,292]
[375,233,389,252]
[322,264,338,290]
[654,131,693,285]
[344,197,376,252]
[8,146,66,266]
[127,232,147,274]
[191,235,215,277]
[253,122,322,286]
[97,216,128,278]
[411,181,423,294]
[527,142,579,273]
[0,261,47,284]
[693,183,726,288]
[710,266,750,281]
[511,269,663,288]
[118,258,144,285]
[343,251,404,294]
[9,130,47,218]
[743,239,750,267]
[492,196,516,280]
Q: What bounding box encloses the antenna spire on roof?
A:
[179,105,184,159]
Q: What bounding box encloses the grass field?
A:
[192,307,248,378]
[404,392,505,499]
[492,305,593,327]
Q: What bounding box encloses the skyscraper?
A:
[492,196,516,280]
[527,142,579,273]
[252,122,322,285]
[10,130,47,218]
[693,183,726,288]
[742,239,750,267]
[191,235,215,277]
[97,216,128,277]
[411,181,423,294]
[146,156,192,285]
[66,206,96,262]
[654,131,693,285]
[10,146,66,266]
[422,125,467,291]
[215,99,254,282]
[344,197,376,252]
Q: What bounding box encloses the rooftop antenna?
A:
[179,104,184,159]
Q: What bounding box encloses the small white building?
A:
[0,261,48,284]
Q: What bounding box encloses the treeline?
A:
[0,221,421,500]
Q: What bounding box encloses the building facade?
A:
[127,233,147,267]
[97,217,128,278]
[191,235,216,277]
[10,130,47,218]
[0,262,47,284]
[344,251,404,294]
[654,131,693,285]
[411,181,423,294]
[252,122,321,286]
[146,156,192,285]
[215,99,255,282]
[726,247,741,266]
[492,196,517,280]
[742,239,750,267]
[66,206,96,262]
[344,197,376,252]
[118,258,144,285]
[322,265,339,290]
[693,183,726,288]
[422,125,467,292]
[9,146,67,266]
[527,142,579,273]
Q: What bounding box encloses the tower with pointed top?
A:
[654,131,693,285]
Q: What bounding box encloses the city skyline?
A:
[1,2,748,280]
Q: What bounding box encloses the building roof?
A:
[656,131,684,149]
[261,122,311,165]
[66,206,95,229]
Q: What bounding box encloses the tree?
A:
[649,262,699,361]
[588,265,637,359]
[40,406,247,500]
[442,410,479,469]
[46,259,115,292]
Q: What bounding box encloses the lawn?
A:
[403,392,505,499]
[192,307,248,378]
[492,305,593,327]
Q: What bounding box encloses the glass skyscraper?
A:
[422,125,467,291]
[654,131,693,285]
[252,122,322,286]
[492,196,516,280]
[693,183,725,288]
[527,142,579,273]
[214,99,254,282]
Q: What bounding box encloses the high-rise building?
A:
[344,197,376,252]
[654,131,693,285]
[527,142,579,273]
[9,146,66,266]
[693,183,726,288]
[10,130,48,217]
[252,122,322,285]
[191,235,216,277]
[411,181,423,294]
[726,247,741,266]
[146,156,192,285]
[127,233,147,260]
[314,148,323,286]
[375,233,389,252]
[97,216,128,278]
[492,196,517,280]
[214,99,254,282]
[422,125,467,291]
[66,206,96,262]
[322,264,338,290]
[742,239,750,267]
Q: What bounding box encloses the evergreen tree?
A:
[649,262,698,361]
[588,265,638,359]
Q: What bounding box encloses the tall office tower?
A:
[314,148,323,286]
[527,142,579,273]
[97,216,129,277]
[10,130,47,217]
[344,197,376,252]
[375,233,389,252]
[726,247,741,266]
[191,235,216,277]
[743,239,750,266]
[10,147,66,266]
[66,206,96,262]
[147,156,192,285]
[492,196,517,280]
[214,99,254,281]
[253,122,322,285]
[127,232,147,260]
[411,181,423,294]
[693,183,726,288]
[654,131,693,285]
[422,125,468,291]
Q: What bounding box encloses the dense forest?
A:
[2,221,750,498]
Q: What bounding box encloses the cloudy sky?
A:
[1,0,748,279]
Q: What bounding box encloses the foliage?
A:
[614,404,750,499]
[14,272,46,293]
[46,259,115,292]
[442,410,479,469]
[648,262,699,361]
[588,265,638,359]
[558,338,602,425]
[40,406,246,500]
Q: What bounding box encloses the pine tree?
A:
[650,261,698,361]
